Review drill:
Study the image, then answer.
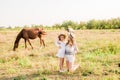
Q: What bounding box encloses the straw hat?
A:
[67,28,74,33]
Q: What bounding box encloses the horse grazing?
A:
[13,28,46,51]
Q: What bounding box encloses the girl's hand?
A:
[74,49,77,53]
[59,46,61,49]
[75,49,79,53]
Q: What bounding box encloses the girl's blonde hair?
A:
[58,34,66,41]
[66,37,74,46]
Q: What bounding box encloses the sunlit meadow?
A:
[0,29,120,80]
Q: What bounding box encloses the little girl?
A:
[65,37,79,72]
[55,34,66,72]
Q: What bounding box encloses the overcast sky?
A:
[0,0,120,27]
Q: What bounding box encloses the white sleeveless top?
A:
[65,44,77,55]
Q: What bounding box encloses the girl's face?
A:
[60,36,65,41]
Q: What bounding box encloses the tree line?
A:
[52,17,120,30]
[2,17,120,30]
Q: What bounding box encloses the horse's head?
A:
[38,28,46,35]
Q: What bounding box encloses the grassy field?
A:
[0,29,120,80]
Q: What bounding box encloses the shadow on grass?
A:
[0,68,82,80]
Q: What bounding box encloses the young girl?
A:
[65,37,79,72]
[55,34,66,72]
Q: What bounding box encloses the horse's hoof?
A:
[40,46,42,49]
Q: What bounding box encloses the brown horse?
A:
[13,28,46,51]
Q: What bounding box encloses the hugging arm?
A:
[74,44,79,53]
[55,40,61,48]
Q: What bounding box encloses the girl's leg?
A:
[59,58,64,71]
[66,60,69,71]
[71,56,79,71]
[68,61,72,72]
[68,55,75,72]
[61,58,64,69]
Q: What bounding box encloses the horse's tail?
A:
[13,30,23,51]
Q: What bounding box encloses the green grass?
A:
[0,29,120,80]
[18,57,32,68]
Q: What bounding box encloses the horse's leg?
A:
[39,37,43,47]
[42,39,45,47]
[24,39,27,49]
[27,39,33,49]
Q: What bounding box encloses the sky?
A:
[0,0,120,27]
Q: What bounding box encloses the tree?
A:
[61,20,78,29]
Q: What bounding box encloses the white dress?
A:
[55,40,66,58]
